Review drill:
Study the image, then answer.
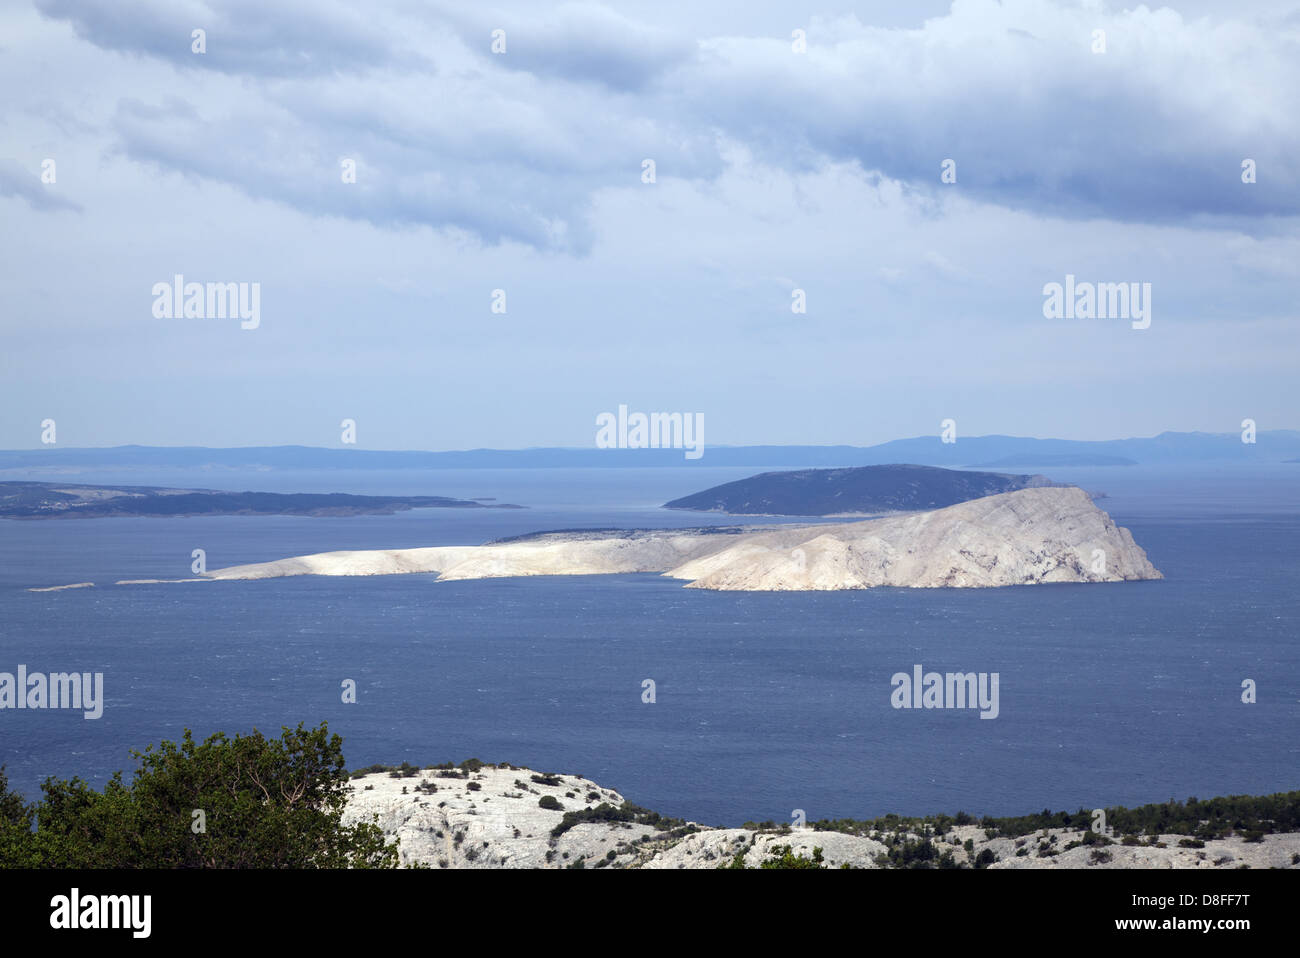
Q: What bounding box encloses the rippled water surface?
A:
[1,464,1296,824]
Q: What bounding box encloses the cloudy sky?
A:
[2,0,1298,450]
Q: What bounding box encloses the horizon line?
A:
[2,427,1299,455]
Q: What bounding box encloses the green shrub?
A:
[804,791,1300,844]
[0,724,398,869]
[759,845,826,869]
[550,801,688,839]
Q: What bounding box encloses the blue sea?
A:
[1,464,1297,826]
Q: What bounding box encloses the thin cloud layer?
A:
[0,159,83,212]
[35,0,404,77]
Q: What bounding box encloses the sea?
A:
[1,463,1297,826]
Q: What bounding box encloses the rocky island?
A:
[196,486,1161,590]
[662,463,1067,516]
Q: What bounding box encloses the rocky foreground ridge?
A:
[203,487,1161,590]
[343,762,1300,869]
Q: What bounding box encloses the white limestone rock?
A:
[207,487,1161,592]
[670,486,1162,590]
[343,766,1299,870]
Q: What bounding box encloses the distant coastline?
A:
[0,481,522,520]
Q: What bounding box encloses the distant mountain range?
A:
[0,430,1296,471]
[968,454,1137,467]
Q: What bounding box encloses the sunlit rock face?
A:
[207,487,1162,592]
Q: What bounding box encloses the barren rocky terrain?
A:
[203,487,1161,591]
[343,763,1300,869]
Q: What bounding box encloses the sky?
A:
[1,0,1298,450]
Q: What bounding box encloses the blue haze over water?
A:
[1,464,1297,826]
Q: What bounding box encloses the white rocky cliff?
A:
[199,487,1161,591]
